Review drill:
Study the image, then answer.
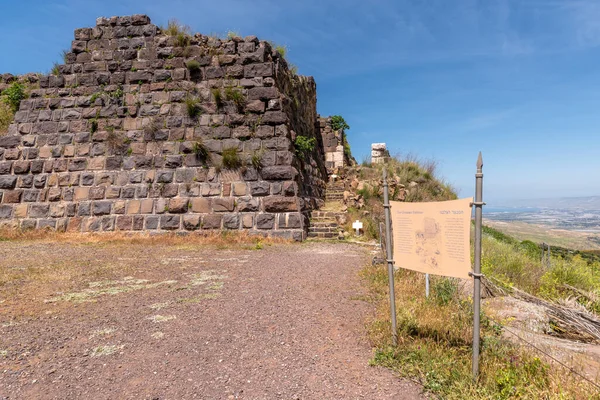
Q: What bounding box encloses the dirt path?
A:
[0,240,423,399]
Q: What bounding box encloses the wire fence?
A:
[485,313,600,392]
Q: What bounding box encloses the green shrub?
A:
[2,82,27,112]
[331,115,350,131]
[294,135,316,156]
[222,147,241,169]
[185,96,202,118]
[51,63,60,76]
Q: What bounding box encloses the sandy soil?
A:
[0,240,424,400]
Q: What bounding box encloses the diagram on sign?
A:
[415,217,442,270]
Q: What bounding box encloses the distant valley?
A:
[484,196,600,250]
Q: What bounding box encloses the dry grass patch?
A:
[89,344,124,357]
[147,314,176,323]
[363,264,599,399]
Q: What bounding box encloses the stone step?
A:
[308,227,339,233]
[307,232,338,239]
[309,221,339,228]
[310,211,346,219]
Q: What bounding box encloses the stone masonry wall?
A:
[319,117,349,174]
[0,15,327,240]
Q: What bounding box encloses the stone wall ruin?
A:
[0,15,329,240]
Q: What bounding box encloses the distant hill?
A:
[496,196,600,210]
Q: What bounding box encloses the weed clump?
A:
[186,60,201,72]
[225,86,245,112]
[212,88,224,109]
[185,96,202,118]
[222,147,241,169]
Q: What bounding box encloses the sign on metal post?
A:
[381,153,485,381]
[389,198,473,279]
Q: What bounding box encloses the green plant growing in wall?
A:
[51,63,60,76]
[224,86,246,112]
[185,96,202,118]
[90,119,98,134]
[193,140,209,162]
[227,31,241,39]
[250,150,264,170]
[331,115,350,132]
[222,147,242,169]
[275,45,287,58]
[294,135,316,156]
[186,60,201,72]
[212,88,224,109]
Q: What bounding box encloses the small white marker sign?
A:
[352,220,363,235]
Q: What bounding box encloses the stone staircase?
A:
[308,181,348,239]
[324,182,345,202]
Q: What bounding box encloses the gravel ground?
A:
[0,240,424,399]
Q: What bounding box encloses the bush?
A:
[331,115,350,131]
[222,147,241,169]
[2,82,27,112]
[294,135,316,156]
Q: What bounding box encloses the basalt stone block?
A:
[223,213,240,229]
[237,196,259,212]
[213,198,234,212]
[168,197,188,213]
[0,135,21,148]
[243,62,272,77]
[39,219,57,230]
[261,166,297,181]
[116,216,133,230]
[202,214,222,229]
[256,213,275,230]
[145,215,159,229]
[247,87,278,101]
[160,215,180,230]
[0,176,17,189]
[0,162,12,174]
[263,196,298,212]
[261,111,287,125]
[3,190,22,203]
[183,214,201,230]
[250,181,270,196]
[29,204,50,218]
[0,205,12,219]
[92,201,112,215]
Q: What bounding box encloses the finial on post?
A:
[477,152,483,171]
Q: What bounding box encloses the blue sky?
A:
[1,0,599,204]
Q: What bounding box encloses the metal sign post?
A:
[471,152,485,380]
[383,167,398,346]
[425,274,430,298]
